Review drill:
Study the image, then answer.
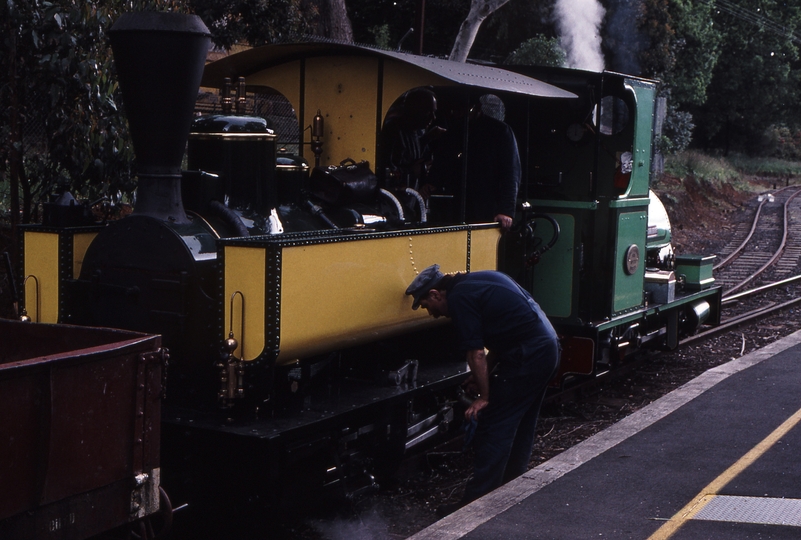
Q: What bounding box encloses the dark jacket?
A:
[446,271,557,376]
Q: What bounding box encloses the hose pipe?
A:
[405,188,427,223]
[525,213,560,267]
[380,189,405,221]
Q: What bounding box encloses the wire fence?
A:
[19,94,49,156]
[0,99,48,218]
[195,88,301,154]
[1,87,302,211]
[18,86,302,162]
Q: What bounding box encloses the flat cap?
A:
[405,264,444,310]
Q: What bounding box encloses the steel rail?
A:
[714,185,796,271]
[721,187,801,296]
[683,295,801,346]
[721,273,801,305]
[714,196,768,270]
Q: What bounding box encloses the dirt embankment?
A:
[653,174,778,257]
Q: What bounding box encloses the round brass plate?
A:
[624,244,640,275]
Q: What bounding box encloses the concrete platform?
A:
[410,330,801,539]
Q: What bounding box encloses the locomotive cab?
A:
[499,65,721,377]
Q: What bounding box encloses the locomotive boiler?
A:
[15,10,722,519]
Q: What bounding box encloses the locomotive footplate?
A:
[160,356,470,511]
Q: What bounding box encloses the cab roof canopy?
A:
[201,42,576,167]
[202,42,576,99]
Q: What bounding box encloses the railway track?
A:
[714,185,801,295]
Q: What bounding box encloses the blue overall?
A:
[446,271,560,503]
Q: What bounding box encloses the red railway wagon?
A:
[0,320,165,539]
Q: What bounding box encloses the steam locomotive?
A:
[16,11,721,514]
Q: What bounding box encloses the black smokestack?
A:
[109,12,211,224]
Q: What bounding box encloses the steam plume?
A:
[555,0,606,71]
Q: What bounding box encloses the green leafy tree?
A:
[473,1,555,62]
[0,1,168,226]
[660,93,696,154]
[693,0,801,153]
[505,36,567,67]
[635,0,722,154]
[190,0,307,48]
[639,0,676,78]
[668,0,721,107]
[348,0,469,55]
[367,24,392,49]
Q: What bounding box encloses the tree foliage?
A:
[668,0,721,107]
[348,0,468,55]
[639,0,675,78]
[473,0,554,61]
[660,92,696,155]
[0,1,162,224]
[190,0,307,49]
[632,0,722,154]
[505,36,567,67]
[692,0,801,154]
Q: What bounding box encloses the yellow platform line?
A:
[648,405,801,539]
